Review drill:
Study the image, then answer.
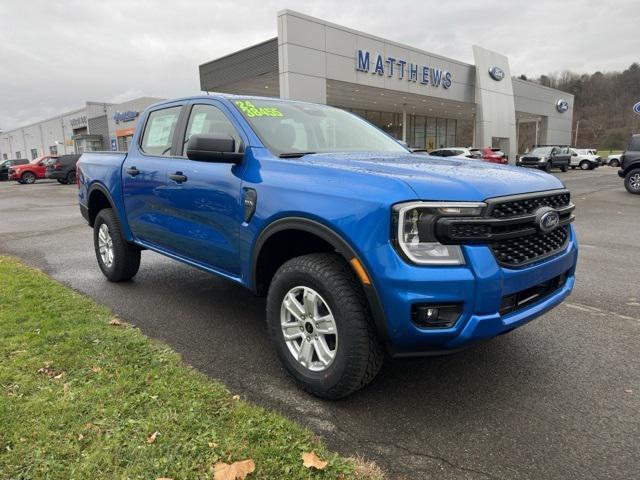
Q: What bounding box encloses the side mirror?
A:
[186,134,243,164]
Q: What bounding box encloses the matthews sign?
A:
[356,49,452,89]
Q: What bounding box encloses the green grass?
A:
[0,256,379,479]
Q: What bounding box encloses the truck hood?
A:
[298,152,565,201]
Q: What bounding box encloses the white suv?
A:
[427,147,480,159]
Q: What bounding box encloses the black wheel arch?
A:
[86,183,122,228]
[252,217,389,344]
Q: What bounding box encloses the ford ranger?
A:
[77,95,578,399]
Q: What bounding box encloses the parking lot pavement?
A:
[0,168,638,480]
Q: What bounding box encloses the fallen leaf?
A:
[232,395,240,401]
[63,383,70,394]
[91,366,102,373]
[83,422,94,430]
[213,460,255,480]
[147,431,160,444]
[37,363,65,379]
[109,317,122,326]
[208,442,218,448]
[78,433,84,441]
[9,349,27,356]
[302,451,328,470]
[624,389,633,393]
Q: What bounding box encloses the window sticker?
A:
[189,112,207,135]
[235,100,283,118]
[146,114,176,147]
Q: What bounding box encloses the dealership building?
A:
[199,10,574,160]
[0,97,162,161]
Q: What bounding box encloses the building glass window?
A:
[344,107,456,151]
[2,154,7,160]
[49,145,58,155]
[15,151,21,159]
[30,148,38,160]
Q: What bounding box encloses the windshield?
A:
[530,147,553,155]
[232,99,408,156]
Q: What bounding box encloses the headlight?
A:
[392,202,486,265]
[539,156,546,162]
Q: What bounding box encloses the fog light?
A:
[411,304,462,328]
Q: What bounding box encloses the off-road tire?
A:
[93,208,141,281]
[624,168,640,195]
[266,253,384,399]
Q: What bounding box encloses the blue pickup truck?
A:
[78,95,578,398]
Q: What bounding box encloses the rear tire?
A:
[93,208,141,281]
[266,253,383,399]
[624,168,640,195]
[561,165,568,172]
[21,171,36,184]
[66,171,77,184]
[57,179,67,184]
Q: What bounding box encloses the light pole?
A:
[574,120,580,147]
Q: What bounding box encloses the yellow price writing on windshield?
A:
[235,100,283,118]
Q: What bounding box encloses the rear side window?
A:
[629,135,640,151]
[183,104,242,153]
[140,106,181,156]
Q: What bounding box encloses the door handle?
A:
[168,172,188,183]
[125,166,140,177]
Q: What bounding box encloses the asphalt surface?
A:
[0,167,638,480]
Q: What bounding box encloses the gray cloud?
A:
[0,0,636,129]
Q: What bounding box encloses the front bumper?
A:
[375,226,578,356]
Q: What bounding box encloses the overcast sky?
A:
[0,0,637,129]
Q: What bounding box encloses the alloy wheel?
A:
[629,173,640,191]
[280,286,338,372]
[97,223,114,268]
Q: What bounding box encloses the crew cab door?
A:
[122,103,184,249]
[146,101,247,276]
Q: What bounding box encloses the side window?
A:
[184,104,242,153]
[140,106,181,156]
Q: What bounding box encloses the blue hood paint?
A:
[297,152,564,201]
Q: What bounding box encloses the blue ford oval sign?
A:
[556,99,569,113]
[488,66,505,81]
[633,101,640,115]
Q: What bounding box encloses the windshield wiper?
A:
[278,152,316,158]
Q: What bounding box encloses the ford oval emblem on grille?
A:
[535,207,560,233]
[488,66,505,81]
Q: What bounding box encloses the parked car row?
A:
[1,154,80,184]
[517,145,603,172]
[424,146,508,164]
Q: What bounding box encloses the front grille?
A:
[491,226,569,267]
[435,190,574,268]
[490,192,571,218]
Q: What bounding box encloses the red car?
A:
[8,155,56,184]
[474,147,508,164]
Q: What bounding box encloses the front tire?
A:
[266,253,383,399]
[21,172,36,184]
[624,169,640,194]
[580,160,590,170]
[610,159,620,167]
[93,208,141,281]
